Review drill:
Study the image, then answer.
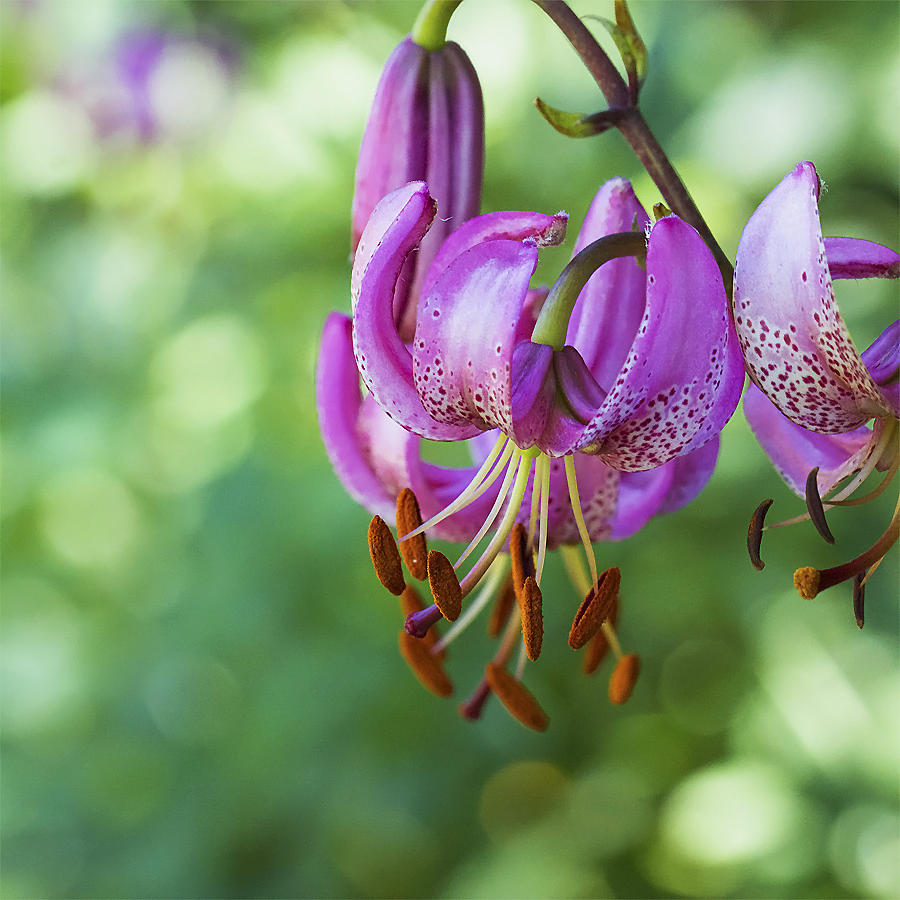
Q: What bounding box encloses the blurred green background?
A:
[1,1,898,897]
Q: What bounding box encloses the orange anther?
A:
[569,566,620,649]
[488,574,517,638]
[398,631,453,698]
[368,515,405,596]
[509,522,533,598]
[582,592,619,675]
[427,550,462,621]
[520,576,543,662]
[485,663,549,732]
[396,488,428,581]
[608,653,640,704]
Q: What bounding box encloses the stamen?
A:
[829,418,897,503]
[569,566,620,649]
[398,631,453,697]
[488,575,517,638]
[747,498,774,570]
[805,467,835,544]
[459,449,537,597]
[484,662,549,731]
[564,455,599,589]
[561,544,592,596]
[852,571,866,628]
[519,576,544,662]
[427,550,462,621]
[405,604,443,638]
[509,522,534,597]
[396,488,428,580]
[582,591,620,674]
[608,653,641,704]
[458,678,492,720]
[368,515,406,596]
[402,434,512,542]
[433,555,507,652]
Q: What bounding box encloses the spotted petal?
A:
[733,161,897,433]
[575,216,744,471]
[351,181,481,441]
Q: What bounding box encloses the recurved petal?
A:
[861,320,900,418]
[576,216,744,471]
[420,209,567,302]
[824,237,900,280]
[733,161,893,432]
[413,238,540,436]
[566,177,651,389]
[352,182,481,441]
[743,382,875,497]
[316,312,398,521]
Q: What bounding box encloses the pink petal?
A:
[352,182,481,441]
[733,161,893,432]
[566,177,651,389]
[743,383,875,497]
[576,216,744,471]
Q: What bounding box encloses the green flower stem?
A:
[530,0,734,296]
[412,0,464,50]
[531,231,646,349]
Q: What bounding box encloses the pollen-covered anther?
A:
[794,566,821,600]
[427,549,462,621]
[805,467,835,544]
[509,522,534,599]
[396,488,428,580]
[583,591,620,675]
[608,653,640,704]
[747,498,773,571]
[368,515,405,596]
[485,663,549,732]
[488,574,517,638]
[519,576,543,662]
[398,631,453,698]
[569,566,620,649]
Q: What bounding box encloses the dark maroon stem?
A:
[530,0,734,292]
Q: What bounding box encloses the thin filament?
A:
[535,455,551,586]
[405,434,511,540]
[432,555,508,653]
[564,455,598,589]
[561,544,592,596]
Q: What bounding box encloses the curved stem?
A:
[412,0,463,50]
[530,0,734,296]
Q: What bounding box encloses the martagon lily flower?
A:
[736,162,899,624]
[317,175,744,730]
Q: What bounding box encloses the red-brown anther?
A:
[608,653,640,704]
[748,498,773,571]
[427,549,462,621]
[520,576,544,662]
[400,585,445,656]
[487,574,517,639]
[508,522,534,598]
[569,566,620,649]
[852,572,866,629]
[805,467,835,544]
[398,631,453,698]
[485,663,549,732]
[368,515,405,596]
[396,488,428,581]
[582,592,620,675]
[458,678,492,720]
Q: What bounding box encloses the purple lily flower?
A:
[318,176,744,728]
[352,35,484,342]
[734,162,899,616]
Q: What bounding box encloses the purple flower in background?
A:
[317,176,744,727]
[735,162,899,616]
[352,35,484,342]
